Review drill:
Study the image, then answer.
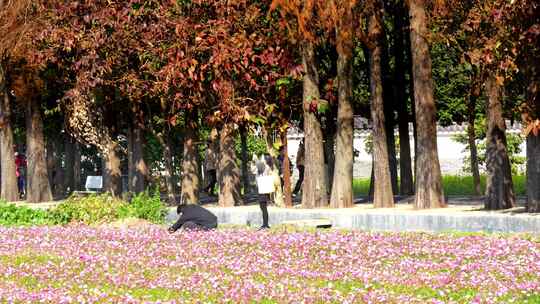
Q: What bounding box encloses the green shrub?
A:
[0,201,54,226]
[0,191,167,227]
[121,190,167,224]
[49,194,128,225]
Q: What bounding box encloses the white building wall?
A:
[287,131,526,179]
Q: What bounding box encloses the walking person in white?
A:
[255,153,275,230]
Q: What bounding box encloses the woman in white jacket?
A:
[255,153,274,230]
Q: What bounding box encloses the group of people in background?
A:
[201,136,305,199]
[196,132,306,230]
[254,139,304,230]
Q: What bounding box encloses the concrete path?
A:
[167,204,540,233]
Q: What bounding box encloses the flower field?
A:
[0,226,539,303]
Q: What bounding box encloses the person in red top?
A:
[15,152,26,198]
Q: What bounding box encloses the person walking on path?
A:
[168,204,218,232]
[203,130,219,196]
[256,153,275,230]
[293,139,304,196]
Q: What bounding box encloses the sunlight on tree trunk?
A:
[368,11,394,208]
[218,123,242,207]
[409,0,445,209]
[484,75,515,210]
[128,124,148,194]
[301,41,328,208]
[26,98,52,203]
[103,140,122,197]
[330,48,354,208]
[181,120,200,205]
[0,66,18,202]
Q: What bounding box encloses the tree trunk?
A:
[181,121,200,204]
[368,11,395,208]
[128,125,134,193]
[405,12,418,184]
[0,66,18,202]
[527,134,540,212]
[46,140,57,195]
[484,75,515,210]
[281,131,293,207]
[410,72,418,183]
[26,98,53,203]
[325,116,336,192]
[46,138,64,197]
[64,134,74,193]
[129,124,148,194]
[158,130,176,204]
[103,140,122,196]
[467,93,482,196]
[46,141,53,189]
[73,141,81,191]
[381,24,398,195]
[64,134,80,194]
[218,123,242,207]
[526,70,540,212]
[54,140,64,197]
[393,2,414,195]
[240,125,250,194]
[330,49,354,208]
[368,157,375,200]
[409,0,445,209]
[301,41,328,208]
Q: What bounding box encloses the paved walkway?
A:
[166,203,540,233]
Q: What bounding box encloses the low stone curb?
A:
[167,205,540,233]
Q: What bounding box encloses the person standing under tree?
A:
[256,153,274,230]
[293,139,304,196]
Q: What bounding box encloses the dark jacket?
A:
[170,205,218,231]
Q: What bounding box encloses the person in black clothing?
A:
[168,204,218,233]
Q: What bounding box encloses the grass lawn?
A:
[353,175,526,197]
[0,225,538,303]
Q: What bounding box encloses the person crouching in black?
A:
[168,204,218,233]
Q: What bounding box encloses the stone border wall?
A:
[167,207,540,233]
